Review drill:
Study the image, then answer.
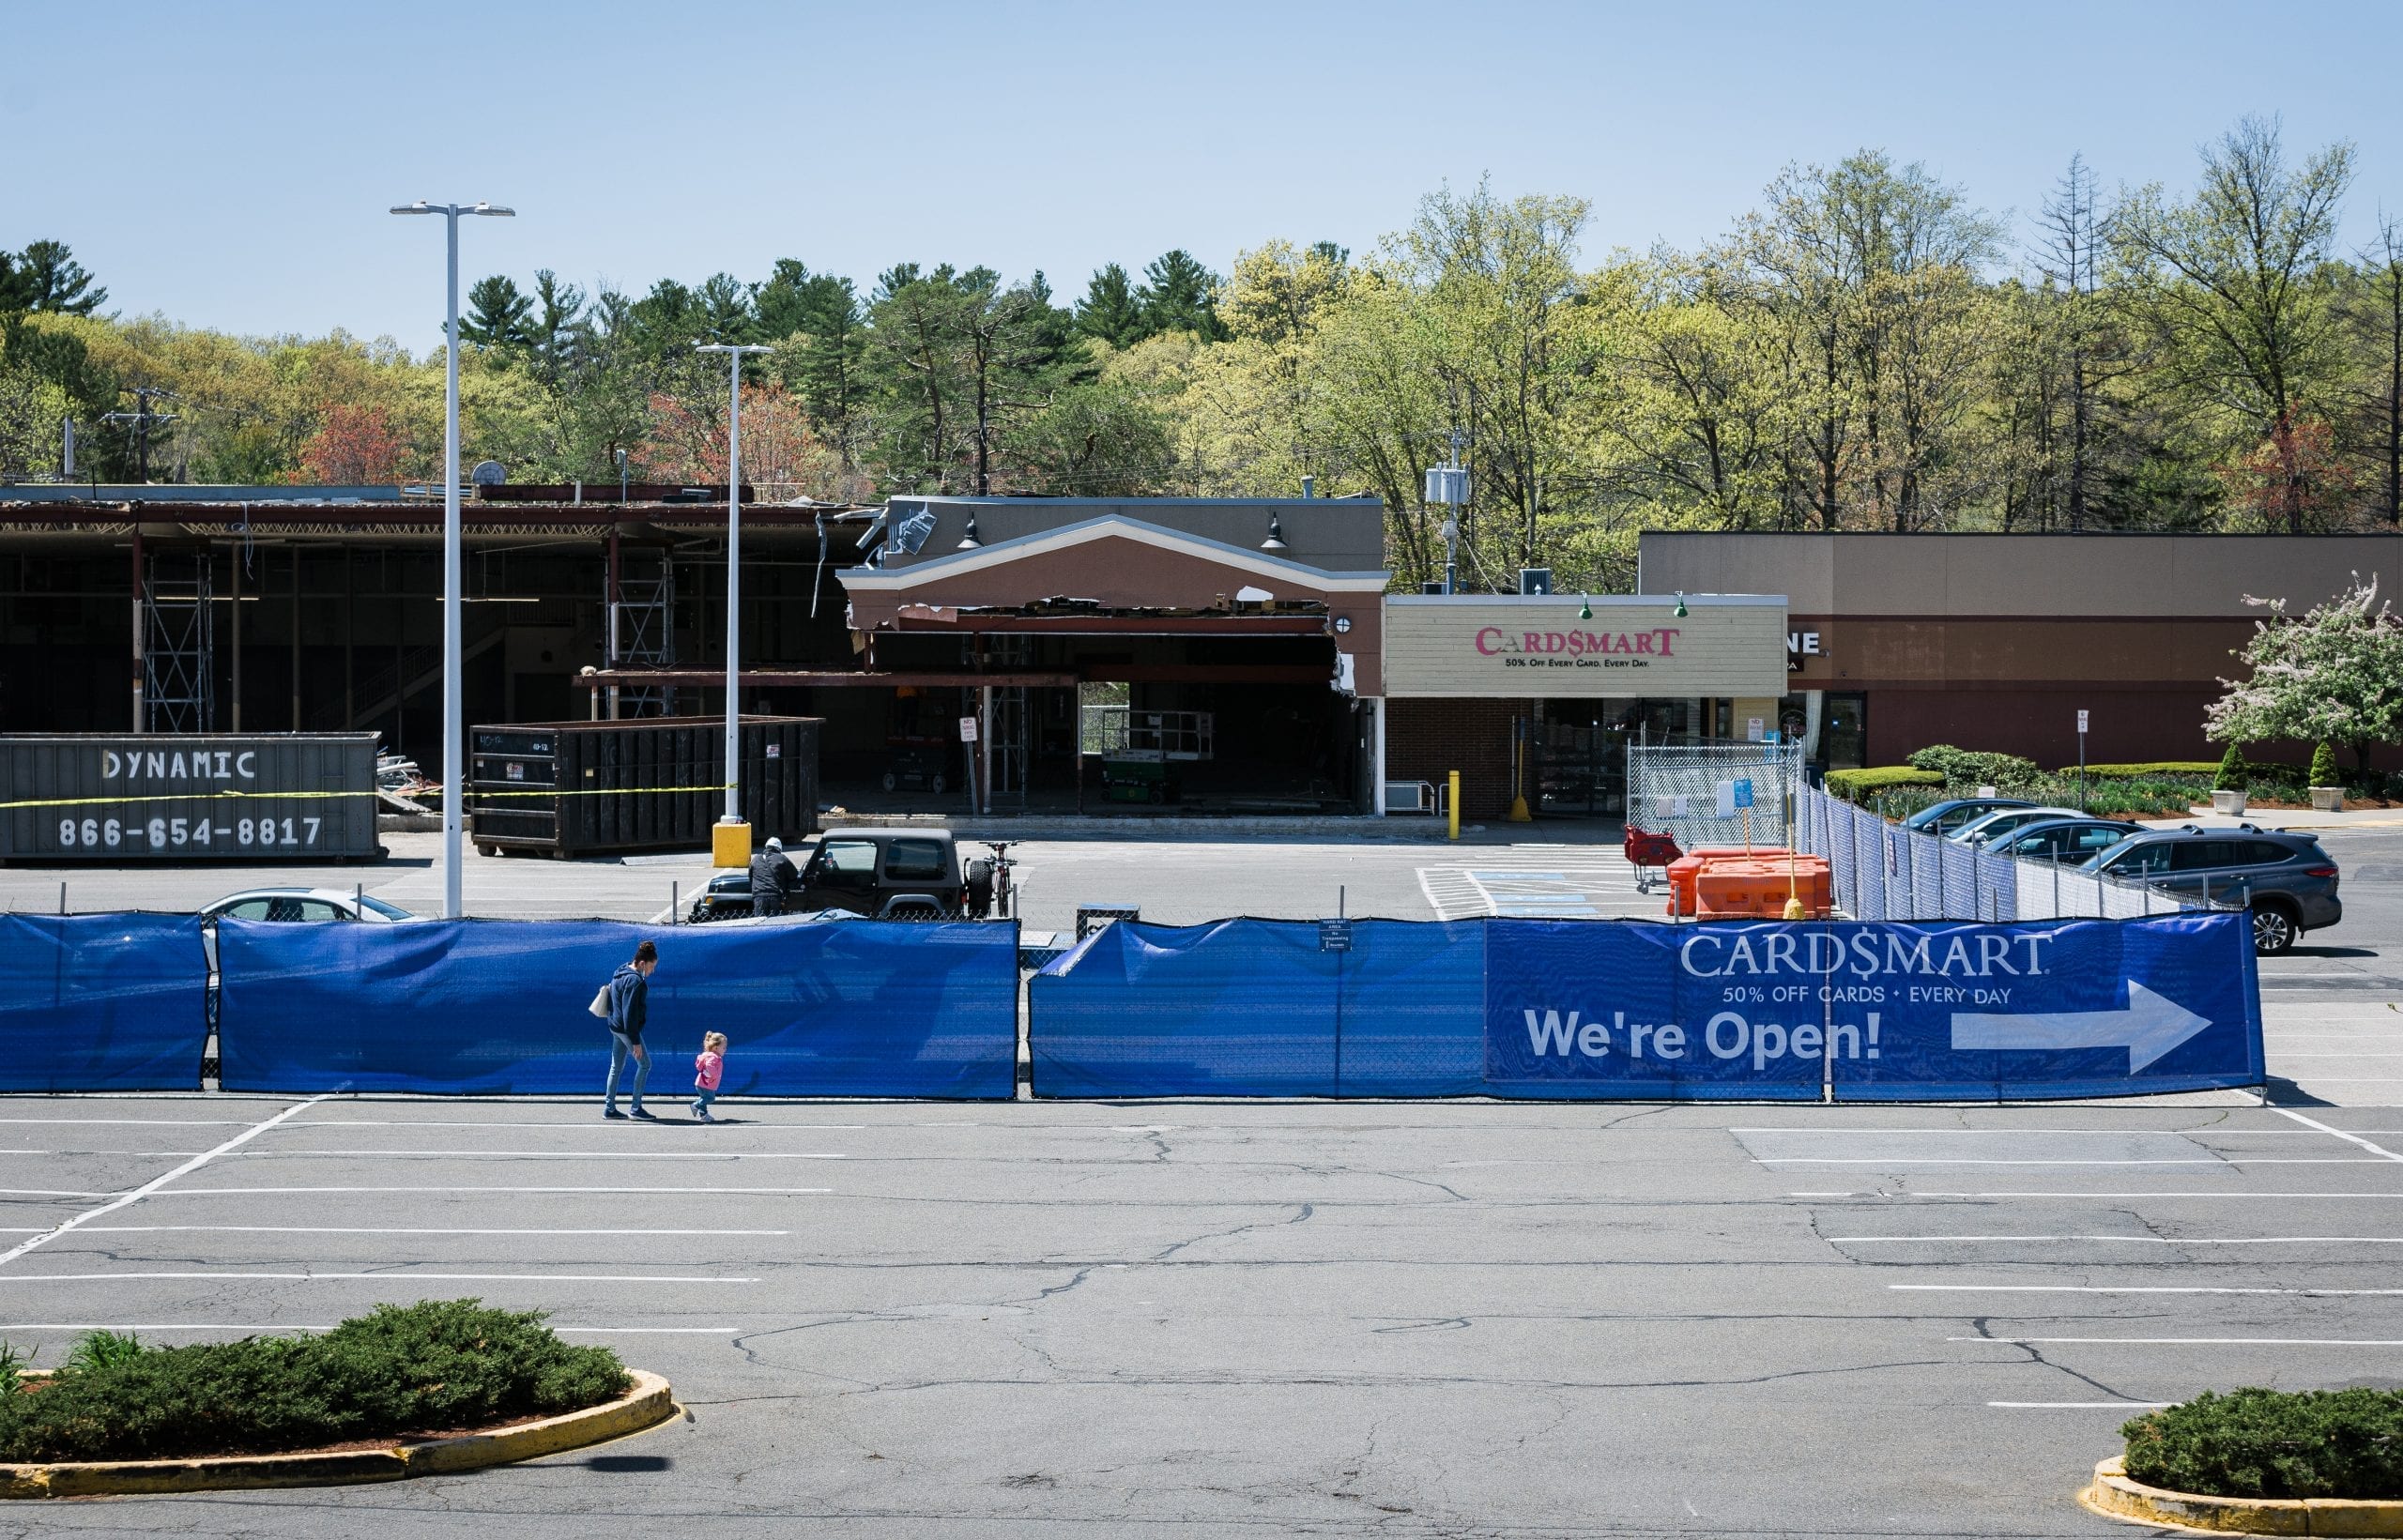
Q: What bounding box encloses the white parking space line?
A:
[1990,1402,2177,1410]
[0,1190,117,1199]
[1806,1191,2403,1200]
[0,1273,760,1284]
[0,1322,743,1334]
[0,1097,322,1272]
[2275,1107,2403,1160]
[1897,1285,2403,1296]
[1957,1336,2403,1347]
[1832,1234,2403,1245]
[81,1226,792,1237]
[158,1186,835,1197]
[0,1119,250,1127]
[1761,1158,2391,1166]
[288,1120,871,1131]
[228,1150,847,1161]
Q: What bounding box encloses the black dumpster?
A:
[468,716,819,858]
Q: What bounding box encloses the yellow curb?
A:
[0,1370,673,1498]
[2083,1456,2403,1536]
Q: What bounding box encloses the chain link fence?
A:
[1625,741,1807,852]
[1795,783,2233,922]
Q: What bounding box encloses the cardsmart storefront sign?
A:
[1382,595,1788,698]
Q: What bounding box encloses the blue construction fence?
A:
[0,913,209,1091]
[215,918,1021,1097]
[1030,913,2263,1101]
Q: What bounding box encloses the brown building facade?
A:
[1637,532,2403,771]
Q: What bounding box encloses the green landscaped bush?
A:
[2213,745,2248,792]
[0,1300,630,1463]
[1906,745,2041,788]
[2122,1387,2403,1500]
[2053,762,2222,780]
[2311,742,2343,787]
[1823,767,1943,804]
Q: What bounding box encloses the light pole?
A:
[389,199,513,920]
[694,342,773,862]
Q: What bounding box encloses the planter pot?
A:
[2310,786,2345,813]
[2212,790,2247,815]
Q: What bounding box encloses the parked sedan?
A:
[1903,796,2037,836]
[201,888,423,923]
[1946,805,2085,846]
[2080,824,2341,953]
[1984,817,2143,865]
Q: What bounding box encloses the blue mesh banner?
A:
[0,914,206,1091]
[219,917,1018,1098]
[1032,914,2263,1102]
[1029,919,1485,1097]
[1829,913,2262,1100]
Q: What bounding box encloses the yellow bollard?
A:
[1447,770,1462,841]
[712,819,752,869]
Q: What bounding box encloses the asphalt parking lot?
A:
[2,1098,2399,1537]
[1,823,2399,1534]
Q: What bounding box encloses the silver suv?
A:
[2080,825,2341,954]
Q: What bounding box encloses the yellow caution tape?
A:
[0,784,737,812]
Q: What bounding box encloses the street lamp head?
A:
[694,342,775,355]
[469,203,515,217]
[389,202,434,216]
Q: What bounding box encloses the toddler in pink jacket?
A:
[692,1031,727,1122]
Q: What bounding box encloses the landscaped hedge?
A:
[2122,1387,2403,1501]
[1824,768,1944,804]
[1906,745,2041,787]
[0,1300,630,1463]
[2051,762,2221,779]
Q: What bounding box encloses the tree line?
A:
[6,114,2402,592]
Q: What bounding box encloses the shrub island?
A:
[2121,1386,2403,1502]
[0,1300,632,1465]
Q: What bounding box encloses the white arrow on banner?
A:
[1950,981,2212,1075]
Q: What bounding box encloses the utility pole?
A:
[695,342,774,862]
[1424,427,1468,594]
[100,388,178,483]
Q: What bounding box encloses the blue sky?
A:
[9,0,2401,352]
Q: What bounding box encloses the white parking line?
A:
[0,1097,324,1272]
[1806,1191,2403,1200]
[80,1226,791,1237]
[0,1120,248,1127]
[1989,1401,2176,1410]
[1761,1158,2389,1166]
[227,1150,846,1161]
[0,1272,759,1284]
[0,1190,116,1199]
[157,1186,835,1197]
[1831,1234,2403,1244]
[1896,1285,2403,1296]
[1956,1336,2403,1347]
[2275,1107,2403,1161]
[288,1120,871,1131]
[0,1322,742,1334]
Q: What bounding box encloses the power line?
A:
[99,386,178,483]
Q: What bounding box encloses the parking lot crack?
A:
[1152,1202,1315,1261]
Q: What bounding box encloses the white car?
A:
[201,888,424,923]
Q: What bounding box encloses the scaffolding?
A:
[143,549,215,733]
[606,547,677,717]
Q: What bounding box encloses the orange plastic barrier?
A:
[1694,857,1832,919]
[1663,847,1794,918]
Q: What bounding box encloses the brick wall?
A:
[1385,697,1525,817]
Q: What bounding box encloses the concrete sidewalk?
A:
[2139,804,2403,831]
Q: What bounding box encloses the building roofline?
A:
[840,514,1391,592]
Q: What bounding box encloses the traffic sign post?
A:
[2076,709,2089,811]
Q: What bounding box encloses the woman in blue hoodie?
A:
[604,939,658,1121]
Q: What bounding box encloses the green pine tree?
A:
[1074,263,1147,347]
[2310,741,2342,786]
[2212,742,2248,791]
